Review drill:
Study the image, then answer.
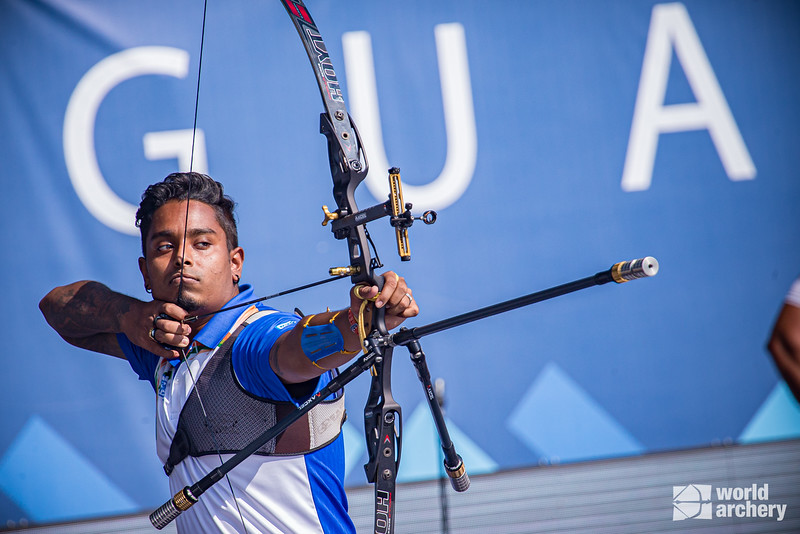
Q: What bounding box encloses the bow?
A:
[280,5,416,530]
[150,1,429,530]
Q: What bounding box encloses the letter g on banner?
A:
[63,46,207,235]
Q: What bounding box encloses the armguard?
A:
[300,313,346,363]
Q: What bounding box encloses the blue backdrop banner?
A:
[1,0,799,525]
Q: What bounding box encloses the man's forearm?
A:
[39,281,141,339]
[271,308,364,384]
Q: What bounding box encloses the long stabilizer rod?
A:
[392,257,659,347]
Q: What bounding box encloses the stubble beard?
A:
[176,287,202,313]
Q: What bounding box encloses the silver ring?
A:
[404,292,413,304]
[148,327,157,342]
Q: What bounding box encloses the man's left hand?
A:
[351,271,419,331]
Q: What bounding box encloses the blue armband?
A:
[300,314,345,364]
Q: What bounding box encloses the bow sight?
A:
[323,167,437,275]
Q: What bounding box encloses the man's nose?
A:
[174,243,193,267]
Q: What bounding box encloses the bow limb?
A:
[280,1,376,284]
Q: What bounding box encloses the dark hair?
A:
[136,172,238,256]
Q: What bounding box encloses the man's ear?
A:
[138,257,151,293]
[230,247,244,284]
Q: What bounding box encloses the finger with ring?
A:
[148,327,157,342]
[404,292,413,304]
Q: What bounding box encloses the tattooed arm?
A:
[39,281,187,359]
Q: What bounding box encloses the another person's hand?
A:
[768,303,800,403]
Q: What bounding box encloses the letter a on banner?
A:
[621,3,756,192]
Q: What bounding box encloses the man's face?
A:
[138,199,243,318]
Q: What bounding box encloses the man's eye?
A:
[156,243,174,252]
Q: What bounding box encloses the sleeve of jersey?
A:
[786,277,800,308]
[115,333,160,390]
[232,311,301,403]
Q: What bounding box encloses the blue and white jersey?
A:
[118,285,355,534]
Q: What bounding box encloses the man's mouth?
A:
[171,273,199,286]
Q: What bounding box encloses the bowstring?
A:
[177,0,249,530]
[175,0,207,301]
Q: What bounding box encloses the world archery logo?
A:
[673,483,788,521]
[673,484,712,520]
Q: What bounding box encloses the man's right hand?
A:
[125,301,192,360]
[40,280,191,360]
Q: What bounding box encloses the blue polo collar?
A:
[191,283,256,349]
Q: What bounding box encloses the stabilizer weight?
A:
[149,487,197,529]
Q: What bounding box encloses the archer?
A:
[39,172,418,533]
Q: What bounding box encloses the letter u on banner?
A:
[342,23,477,213]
